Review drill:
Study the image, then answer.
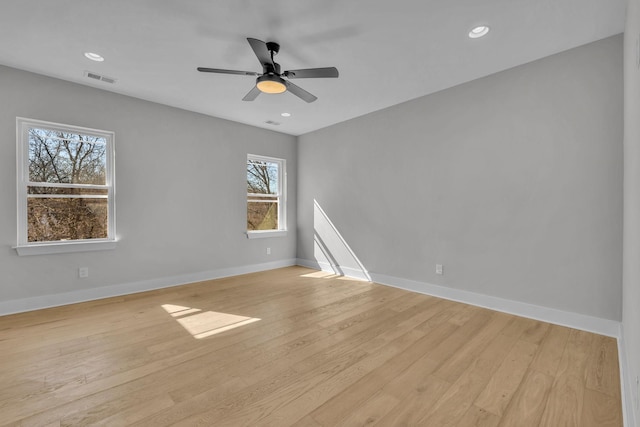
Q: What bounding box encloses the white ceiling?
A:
[0,0,627,136]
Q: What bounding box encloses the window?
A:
[246,154,286,238]
[15,118,116,255]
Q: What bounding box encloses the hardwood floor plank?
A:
[580,388,623,427]
[432,311,513,383]
[423,309,494,364]
[585,335,622,398]
[309,318,457,426]
[168,348,370,427]
[500,316,540,339]
[293,415,323,427]
[528,323,570,377]
[382,348,443,400]
[333,390,399,426]
[416,332,518,426]
[131,307,413,425]
[498,369,554,427]
[519,320,551,345]
[456,405,501,427]
[474,339,538,416]
[538,329,595,427]
[374,375,451,426]
[231,331,422,426]
[61,393,175,426]
[447,304,483,326]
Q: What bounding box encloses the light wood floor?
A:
[0,266,622,426]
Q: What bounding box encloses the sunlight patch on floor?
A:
[162,304,202,317]
[300,270,371,283]
[161,304,260,339]
[300,271,341,279]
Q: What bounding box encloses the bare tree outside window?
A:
[26,127,109,242]
[247,156,284,231]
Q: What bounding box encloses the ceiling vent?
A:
[84,71,117,84]
[264,120,281,126]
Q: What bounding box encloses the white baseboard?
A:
[0,258,297,316]
[618,324,637,427]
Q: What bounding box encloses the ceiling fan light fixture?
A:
[256,75,287,94]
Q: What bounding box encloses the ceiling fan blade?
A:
[247,38,273,67]
[283,67,339,79]
[197,67,259,76]
[242,86,261,101]
[284,81,317,103]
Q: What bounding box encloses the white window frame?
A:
[14,117,117,256]
[246,154,287,239]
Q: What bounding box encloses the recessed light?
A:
[84,52,104,62]
[281,112,291,117]
[468,26,490,39]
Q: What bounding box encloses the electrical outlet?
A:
[78,267,89,278]
[436,264,443,275]
[266,247,271,255]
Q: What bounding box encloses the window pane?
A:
[27,197,108,242]
[247,200,278,230]
[28,127,107,185]
[247,160,278,195]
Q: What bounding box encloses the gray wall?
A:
[623,0,640,423]
[0,65,297,305]
[297,35,623,321]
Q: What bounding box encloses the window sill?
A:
[246,230,287,239]
[14,240,117,256]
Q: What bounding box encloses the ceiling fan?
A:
[197,38,339,103]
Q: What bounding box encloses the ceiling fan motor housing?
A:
[264,62,281,75]
[263,42,281,75]
[266,42,280,55]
